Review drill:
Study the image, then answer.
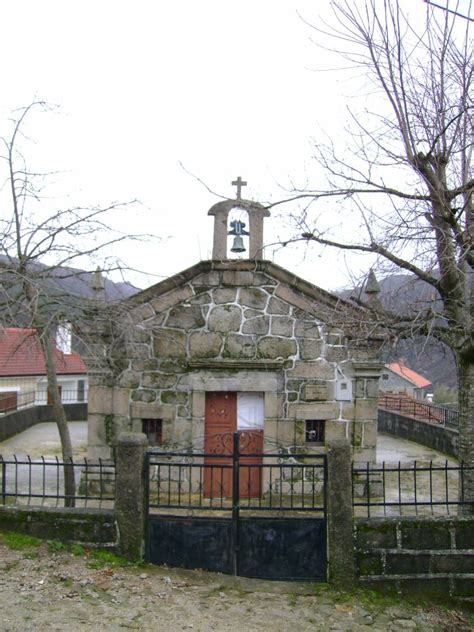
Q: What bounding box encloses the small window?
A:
[77,379,86,402]
[382,373,389,381]
[142,419,163,445]
[305,419,325,443]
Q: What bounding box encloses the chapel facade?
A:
[86,185,382,465]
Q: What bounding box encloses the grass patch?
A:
[47,540,67,553]
[86,548,128,568]
[0,532,131,570]
[70,543,85,556]
[357,587,401,609]
[332,591,353,604]
[287,593,298,607]
[2,532,42,550]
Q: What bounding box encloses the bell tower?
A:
[207,177,270,260]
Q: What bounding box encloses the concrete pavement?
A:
[0,421,456,463]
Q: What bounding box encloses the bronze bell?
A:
[228,219,249,254]
[230,235,246,253]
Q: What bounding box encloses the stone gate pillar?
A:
[327,439,356,589]
[115,432,148,561]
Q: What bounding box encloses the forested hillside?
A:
[341,274,457,388]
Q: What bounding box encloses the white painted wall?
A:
[36,375,88,404]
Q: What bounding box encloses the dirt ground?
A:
[0,536,472,632]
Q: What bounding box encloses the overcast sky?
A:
[0,0,467,291]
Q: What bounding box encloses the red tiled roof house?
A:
[380,361,432,400]
[0,328,87,412]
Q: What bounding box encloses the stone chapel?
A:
[86,183,382,464]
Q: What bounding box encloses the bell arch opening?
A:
[227,206,250,258]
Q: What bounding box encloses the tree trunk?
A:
[456,354,474,515]
[39,331,76,507]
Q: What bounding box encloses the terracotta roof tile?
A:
[386,362,431,388]
[0,328,86,377]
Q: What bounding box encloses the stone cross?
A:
[231,176,247,200]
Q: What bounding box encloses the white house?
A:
[379,361,432,400]
[0,328,87,413]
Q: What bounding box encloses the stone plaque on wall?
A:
[304,382,329,401]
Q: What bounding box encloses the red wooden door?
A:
[204,392,263,499]
[238,429,263,499]
[204,392,236,498]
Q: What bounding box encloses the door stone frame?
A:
[187,370,281,451]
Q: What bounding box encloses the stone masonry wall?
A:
[0,506,116,547]
[355,516,474,598]
[87,261,380,460]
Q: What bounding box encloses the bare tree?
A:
[424,0,474,23]
[286,0,473,511]
[0,102,140,504]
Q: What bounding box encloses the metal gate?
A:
[145,432,327,581]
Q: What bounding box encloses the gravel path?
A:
[0,539,471,632]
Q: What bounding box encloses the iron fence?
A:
[0,388,88,415]
[379,394,459,429]
[353,460,473,517]
[34,388,88,406]
[0,455,115,508]
[147,449,327,516]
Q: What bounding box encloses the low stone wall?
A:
[0,403,87,442]
[0,506,116,546]
[355,516,474,598]
[378,409,458,458]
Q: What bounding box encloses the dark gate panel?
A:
[146,515,233,574]
[238,518,327,580]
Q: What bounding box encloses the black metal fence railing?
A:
[0,455,115,508]
[0,388,88,415]
[353,460,473,517]
[378,394,459,429]
[147,450,327,517]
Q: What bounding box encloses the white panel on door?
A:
[237,392,264,429]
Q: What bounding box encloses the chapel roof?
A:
[125,259,354,312]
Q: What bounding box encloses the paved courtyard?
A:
[0,421,455,464]
[0,421,88,458]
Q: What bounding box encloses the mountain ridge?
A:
[338,273,457,388]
